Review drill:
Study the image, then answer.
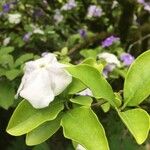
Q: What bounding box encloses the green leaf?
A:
[80,49,98,59]
[114,92,122,108]
[5,69,21,80]
[70,96,93,107]
[26,114,62,146]
[66,65,116,107]
[32,142,50,150]
[6,99,64,136]
[81,58,103,73]
[65,77,86,95]
[118,108,150,144]
[61,107,109,150]
[123,50,150,106]
[0,47,14,55]
[0,80,15,109]
[0,54,14,68]
[101,102,110,113]
[15,53,34,67]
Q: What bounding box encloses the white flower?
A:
[78,88,93,97]
[87,5,102,18]
[76,144,86,150]
[144,3,150,12]
[98,52,121,78]
[61,0,77,11]
[112,0,118,9]
[54,9,64,24]
[16,53,72,109]
[97,52,120,67]
[8,13,21,24]
[33,28,44,35]
[3,37,11,46]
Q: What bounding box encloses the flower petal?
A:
[49,67,72,96]
[19,69,54,108]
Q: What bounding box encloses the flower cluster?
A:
[98,52,134,77]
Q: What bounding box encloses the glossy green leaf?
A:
[114,92,122,108]
[0,80,15,109]
[26,114,62,146]
[61,107,109,150]
[70,96,93,107]
[67,65,116,107]
[118,108,150,144]
[65,77,86,95]
[101,102,110,113]
[124,50,150,106]
[7,99,64,136]
[81,58,103,73]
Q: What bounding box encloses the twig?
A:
[91,101,106,107]
[127,34,150,52]
[68,32,108,56]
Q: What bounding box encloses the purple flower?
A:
[23,33,32,42]
[87,5,102,18]
[79,29,87,38]
[33,9,44,18]
[144,3,150,12]
[101,35,120,48]
[2,3,10,13]
[137,0,145,4]
[120,53,135,66]
[61,0,77,10]
[103,64,116,78]
[137,0,150,12]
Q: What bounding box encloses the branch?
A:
[116,0,136,43]
[127,34,150,52]
[68,32,109,56]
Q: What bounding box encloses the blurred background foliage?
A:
[0,0,150,149]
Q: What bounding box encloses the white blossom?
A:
[33,28,44,35]
[16,53,72,109]
[8,13,21,24]
[98,52,120,67]
[54,9,64,24]
[76,144,86,150]
[87,5,102,18]
[144,3,150,12]
[61,0,77,11]
[3,37,11,46]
